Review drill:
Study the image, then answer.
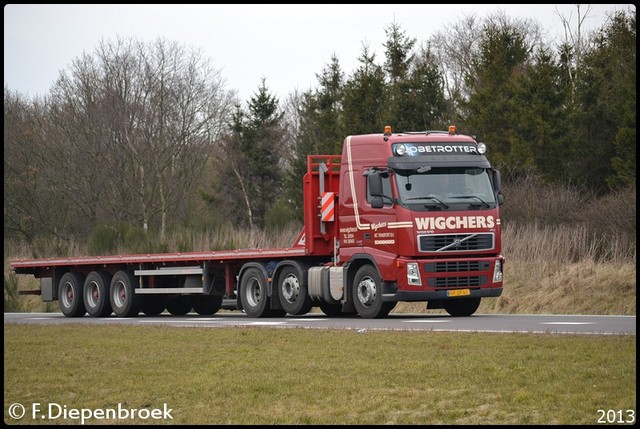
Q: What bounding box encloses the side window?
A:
[366,174,393,207]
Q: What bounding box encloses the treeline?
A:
[3,7,636,250]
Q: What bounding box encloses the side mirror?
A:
[492,169,502,194]
[370,196,384,209]
[367,172,384,197]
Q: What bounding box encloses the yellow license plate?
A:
[447,289,470,297]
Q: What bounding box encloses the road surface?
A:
[4,312,635,335]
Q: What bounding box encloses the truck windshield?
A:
[394,167,496,207]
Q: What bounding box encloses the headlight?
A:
[407,262,422,285]
[394,144,407,156]
[493,260,503,283]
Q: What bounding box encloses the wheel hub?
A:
[357,277,376,306]
[282,275,299,303]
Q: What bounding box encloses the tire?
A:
[318,302,343,317]
[277,264,313,315]
[352,265,387,319]
[166,295,192,315]
[109,270,142,317]
[380,301,397,317]
[83,271,112,317]
[192,295,223,315]
[239,267,271,318]
[141,295,166,316]
[444,297,481,317]
[267,308,287,317]
[58,272,86,317]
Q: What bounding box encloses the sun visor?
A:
[388,155,491,170]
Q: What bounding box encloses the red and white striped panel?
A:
[321,192,335,222]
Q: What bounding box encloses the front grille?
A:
[425,261,490,273]
[419,233,494,252]
[428,276,487,288]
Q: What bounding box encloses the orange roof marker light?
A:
[448,125,456,135]
[383,125,392,141]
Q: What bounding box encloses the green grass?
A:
[4,324,636,425]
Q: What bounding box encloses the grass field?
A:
[3,324,636,425]
[4,219,636,425]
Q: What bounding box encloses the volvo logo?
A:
[452,239,462,248]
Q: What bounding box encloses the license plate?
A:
[447,289,470,297]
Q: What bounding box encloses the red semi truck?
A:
[10,125,504,319]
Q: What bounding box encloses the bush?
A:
[4,272,23,312]
[264,197,298,233]
[88,224,123,255]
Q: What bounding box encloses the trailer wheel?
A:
[239,267,270,318]
[58,272,86,317]
[109,271,141,317]
[352,265,388,319]
[192,295,223,315]
[444,297,481,317]
[141,295,166,316]
[83,271,112,317]
[166,296,192,315]
[277,265,313,315]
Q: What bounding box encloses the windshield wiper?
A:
[406,196,449,209]
[449,195,490,208]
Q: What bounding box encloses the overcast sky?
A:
[4,4,633,103]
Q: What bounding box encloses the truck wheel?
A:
[267,308,287,317]
[83,271,112,317]
[110,270,141,317]
[352,265,387,319]
[318,302,343,317]
[277,265,313,315]
[192,295,223,315]
[239,267,270,318]
[166,296,192,315]
[381,301,397,316]
[141,295,166,316]
[58,272,86,317]
[444,297,481,317]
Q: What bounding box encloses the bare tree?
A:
[134,38,235,239]
[4,88,72,243]
[45,36,235,240]
[430,11,543,123]
[556,4,593,100]
[429,14,482,121]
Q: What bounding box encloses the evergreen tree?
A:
[214,79,285,229]
[341,44,386,134]
[243,78,286,228]
[570,9,636,191]
[394,42,448,131]
[312,54,345,155]
[381,21,447,131]
[462,14,535,172]
[284,55,345,221]
[383,21,415,86]
[512,46,571,183]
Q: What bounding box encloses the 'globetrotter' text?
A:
[415,215,495,230]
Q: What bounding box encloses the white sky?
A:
[4,4,633,103]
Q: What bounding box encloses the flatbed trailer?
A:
[11,126,505,319]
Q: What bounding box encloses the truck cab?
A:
[331,125,504,318]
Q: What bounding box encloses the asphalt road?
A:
[4,312,635,335]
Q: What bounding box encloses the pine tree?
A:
[342,44,386,134]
